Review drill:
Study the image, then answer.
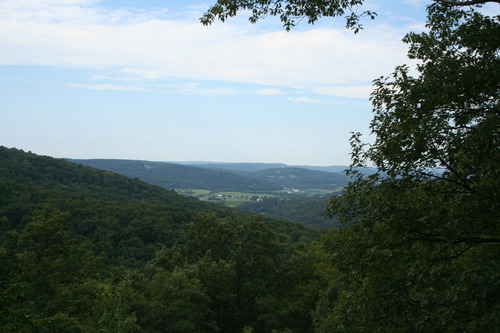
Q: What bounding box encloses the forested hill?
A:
[1,148,223,210]
[181,162,288,174]
[250,167,349,189]
[183,162,378,175]
[68,158,283,192]
[0,146,317,266]
[69,158,352,192]
[0,146,321,332]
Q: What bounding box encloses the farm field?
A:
[175,189,281,207]
[175,188,341,207]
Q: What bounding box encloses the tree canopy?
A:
[203,0,499,330]
[0,148,321,332]
[201,0,499,31]
[201,0,376,32]
[320,3,499,331]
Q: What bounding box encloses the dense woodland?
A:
[0,146,319,332]
[239,196,338,229]
[68,159,347,228]
[1,1,499,332]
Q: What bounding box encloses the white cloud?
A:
[313,85,374,99]
[66,83,147,91]
[255,88,284,95]
[172,85,237,96]
[0,0,417,98]
[287,96,323,104]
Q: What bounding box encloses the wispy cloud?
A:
[65,83,148,91]
[172,85,237,96]
[0,0,419,98]
[287,96,323,104]
[255,88,284,95]
[313,85,374,99]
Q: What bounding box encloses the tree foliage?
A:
[321,3,499,331]
[201,0,499,32]
[239,196,338,228]
[148,213,320,332]
[201,0,376,32]
[0,148,321,332]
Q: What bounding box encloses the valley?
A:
[69,158,351,228]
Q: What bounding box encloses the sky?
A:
[0,0,434,165]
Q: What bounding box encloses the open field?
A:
[175,188,340,207]
[300,188,343,196]
[175,189,281,207]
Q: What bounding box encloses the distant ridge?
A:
[67,159,283,192]
[177,162,288,174]
[178,161,378,175]
[250,167,350,189]
[67,159,363,192]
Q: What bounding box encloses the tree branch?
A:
[434,0,500,5]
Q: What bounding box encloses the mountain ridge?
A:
[0,146,317,268]
[67,158,360,193]
[175,161,353,174]
[66,158,284,192]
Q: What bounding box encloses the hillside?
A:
[184,162,378,175]
[69,159,351,192]
[238,196,339,228]
[68,159,283,192]
[249,167,349,190]
[0,147,317,267]
[0,147,322,332]
[180,162,288,174]
[63,158,348,228]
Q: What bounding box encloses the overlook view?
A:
[1,1,498,332]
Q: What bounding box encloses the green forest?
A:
[0,146,318,332]
[66,159,286,193]
[67,159,348,228]
[239,196,337,229]
[1,1,499,332]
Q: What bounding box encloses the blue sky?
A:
[0,0,435,165]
